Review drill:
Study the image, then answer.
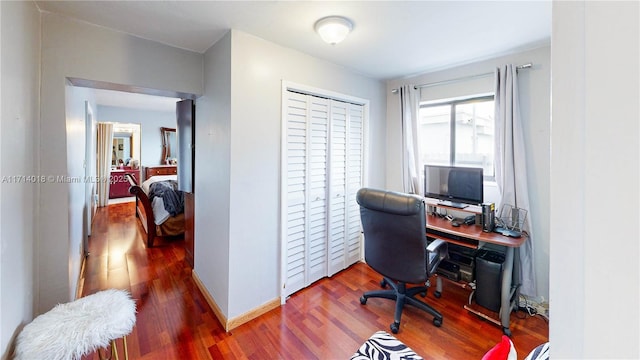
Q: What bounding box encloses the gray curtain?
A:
[494,65,536,297]
[400,85,421,194]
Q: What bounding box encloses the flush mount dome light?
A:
[314,16,353,45]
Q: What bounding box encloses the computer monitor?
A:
[424,165,484,208]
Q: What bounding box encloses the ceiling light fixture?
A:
[314,16,353,45]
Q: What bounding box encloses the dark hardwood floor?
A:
[81,202,548,359]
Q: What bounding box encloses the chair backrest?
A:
[356,188,428,284]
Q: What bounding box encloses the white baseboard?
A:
[191,269,280,331]
[75,254,87,300]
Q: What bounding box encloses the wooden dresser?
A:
[109,168,141,198]
[143,165,177,181]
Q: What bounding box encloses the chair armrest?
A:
[426,238,449,276]
[426,238,447,253]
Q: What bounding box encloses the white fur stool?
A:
[14,289,136,360]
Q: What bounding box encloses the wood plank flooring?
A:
[81,202,548,359]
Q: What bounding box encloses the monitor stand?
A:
[438,200,468,209]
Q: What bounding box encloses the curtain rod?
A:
[391,63,532,94]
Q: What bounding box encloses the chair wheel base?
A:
[390,322,400,334]
[434,291,442,298]
[433,317,443,327]
[360,296,367,305]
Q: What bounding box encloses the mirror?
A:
[112,137,130,165]
[111,123,141,168]
[161,127,176,164]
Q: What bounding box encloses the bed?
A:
[126,173,185,247]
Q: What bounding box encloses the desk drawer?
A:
[146,166,177,178]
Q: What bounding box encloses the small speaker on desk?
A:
[475,214,482,226]
[481,203,495,232]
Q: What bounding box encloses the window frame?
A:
[419,94,495,181]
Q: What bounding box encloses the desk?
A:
[426,214,525,336]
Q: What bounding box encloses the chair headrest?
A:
[356,188,423,216]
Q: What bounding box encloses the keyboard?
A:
[426,227,479,247]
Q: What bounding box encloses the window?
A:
[418,95,495,180]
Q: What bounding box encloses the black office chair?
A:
[356,188,448,333]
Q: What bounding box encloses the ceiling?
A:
[37,0,551,109]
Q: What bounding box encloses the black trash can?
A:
[475,249,505,312]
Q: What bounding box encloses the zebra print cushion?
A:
[524,342,549,360]
[351,331,423,360]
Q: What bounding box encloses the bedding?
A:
[141,175,177,194]
[158,213,185,237]
[141,175,183,225]
[152,197,171,225]
[127,173,185,247]
[149,180,184,217]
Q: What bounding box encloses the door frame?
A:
[84,101,95,254]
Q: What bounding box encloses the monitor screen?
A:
[424,165,484,207]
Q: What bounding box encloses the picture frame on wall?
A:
[118,144,124,151]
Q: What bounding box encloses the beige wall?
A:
[63,84,96,304]
[0,1,40,356]
[194,30,233,317]
[550,1,639,357]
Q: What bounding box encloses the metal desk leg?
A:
[513,247,521,311]
[500,247,514,336]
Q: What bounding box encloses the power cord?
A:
[432,207,448,218]
[517,295,549,323]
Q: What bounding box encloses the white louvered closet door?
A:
[306,98,330,285]
[345,104,364,267]
[283,92,308,296]
[284,92,330,298]
[283,90,364,298]
[327,101,348,276]
[327,100,363,276]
